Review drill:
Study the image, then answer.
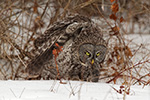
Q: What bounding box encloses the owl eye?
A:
[96,52,101,57]
[85,51,91,57]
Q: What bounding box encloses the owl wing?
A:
[34,15,91,49]
[27,15,90,76]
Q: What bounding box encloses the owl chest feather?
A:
[54,39,73,74]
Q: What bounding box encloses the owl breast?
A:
[57,39,73,74]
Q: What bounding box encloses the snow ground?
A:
[0,80,149,100]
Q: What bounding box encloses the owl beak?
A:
[91,59,94,64]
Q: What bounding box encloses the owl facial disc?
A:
[78,43,107,67]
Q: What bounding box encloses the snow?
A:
[125,34,150,45]
[0,80,149,100]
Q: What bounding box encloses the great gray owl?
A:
[27,15,107,82]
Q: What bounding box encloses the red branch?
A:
[52,43,66,84]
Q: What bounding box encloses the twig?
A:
[41,0,50,19]
[19,88,25,98]
[106,59,150,83]
[69,81,75,96]
[10,88,17,98]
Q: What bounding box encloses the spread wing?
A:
[26,15,90,76]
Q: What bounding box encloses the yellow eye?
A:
[85,51,90,56]
[96,52,100,57]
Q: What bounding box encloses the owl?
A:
[27,15,107,82]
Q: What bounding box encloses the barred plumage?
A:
[27,15,107,82]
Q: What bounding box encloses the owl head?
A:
[78,43,107,68]
[72,22,107,68]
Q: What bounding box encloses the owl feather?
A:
[27,15,91,76]
[27,15,107,82]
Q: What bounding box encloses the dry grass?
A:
[0,0,149,92]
